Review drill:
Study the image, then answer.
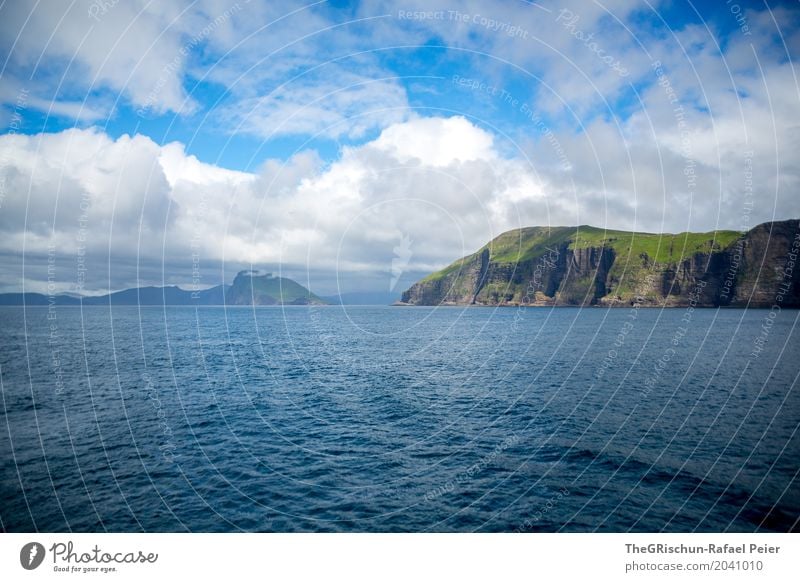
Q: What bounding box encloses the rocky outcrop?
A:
[400,220,800,307]
[728,220,800,306]
[225,271,328,305]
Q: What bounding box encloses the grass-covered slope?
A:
[568,226,741,263]
[401,221,800,307]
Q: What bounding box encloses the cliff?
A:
[400,220,800,307]
[225,271,328,305]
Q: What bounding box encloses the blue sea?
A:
[1,305,798,532]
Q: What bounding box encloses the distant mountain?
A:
[400,219,800,308]
[225,270,328,305]
[321,290,402,305]
[0,292,80,306]
[83,285,229,305]
[0,268,338,307]
[0,271,333,307]
[0,285,229,306]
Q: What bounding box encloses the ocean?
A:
[1,305,798,532]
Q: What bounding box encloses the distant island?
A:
[225,270,327,305]
[399,219,800,308]
[0,270,328,306]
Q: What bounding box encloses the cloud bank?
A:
[0,0,798,294]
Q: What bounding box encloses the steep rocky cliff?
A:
[400,220,800,307]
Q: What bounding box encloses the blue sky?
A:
[4,0,792,168]
[0,0,798,294]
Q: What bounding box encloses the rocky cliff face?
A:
[400,220,800,307]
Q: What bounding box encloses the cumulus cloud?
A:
[2,85,798,294]
[0,118,550,293]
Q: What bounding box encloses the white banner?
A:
[1,533,797,581]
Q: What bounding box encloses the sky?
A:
[0,0,798,297]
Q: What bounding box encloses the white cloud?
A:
[0,0,264,118]
[2,73,799,293]
[371,116,495,167]
[0,1,197,116]
[220,70,410,139]
[0,1,419,135]
[0,119,549,292]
